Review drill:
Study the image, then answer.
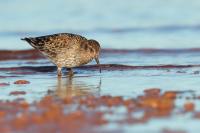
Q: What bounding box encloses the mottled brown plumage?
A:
[21,33,101,76]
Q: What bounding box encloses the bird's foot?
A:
[68,70,74,77]
[57,73,62,77]
[67,68,74,77]
[57,67,62,77]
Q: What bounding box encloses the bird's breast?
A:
[53,51,94,68]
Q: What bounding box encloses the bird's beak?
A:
[95,57,101,73]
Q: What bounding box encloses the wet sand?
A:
[1,49,200,133]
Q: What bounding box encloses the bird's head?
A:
[88,39,101,56]
[88,39,101,73]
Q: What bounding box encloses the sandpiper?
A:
[21,33,101,77]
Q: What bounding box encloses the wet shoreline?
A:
[2,48,200,61]
[1,49,200,132]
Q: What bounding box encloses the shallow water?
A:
[1,49,200,132]
[1,49,200,100]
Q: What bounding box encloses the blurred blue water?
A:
[1,0,200,49]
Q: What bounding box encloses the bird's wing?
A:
[21,33,87,51]
[21,33,87,58]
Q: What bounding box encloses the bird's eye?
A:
[84,45,88,51]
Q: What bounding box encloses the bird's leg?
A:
[57,67,62,77]
[67,68,74,77]
[95,57,101,73]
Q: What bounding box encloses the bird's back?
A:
[22,33,87,58]
[22,33,87,50]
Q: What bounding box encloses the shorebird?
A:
[21,33,101,77]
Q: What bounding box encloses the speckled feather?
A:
[21,33,101,68]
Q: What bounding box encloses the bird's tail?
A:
[21,37,38,49]
[21,37,34,44]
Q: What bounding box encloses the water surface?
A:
[1,0,200,49]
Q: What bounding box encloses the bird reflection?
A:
[49,76,101,99]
